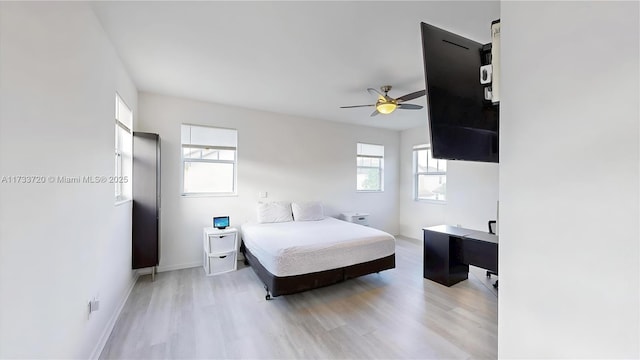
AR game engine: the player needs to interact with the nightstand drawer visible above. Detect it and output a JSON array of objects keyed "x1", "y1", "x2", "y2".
[
  {"x1": 204, "y1": 251, "x2": 237, "y2": 276},
  {"x1": 341, "y1": 212, "x2": 370, "y2": 226},
  {"x1": 351, "y1": 216, "x2": 369, "y2": 226},
  {"x1": 204, "y1": 233, "x2": 236, "y2": 253}
]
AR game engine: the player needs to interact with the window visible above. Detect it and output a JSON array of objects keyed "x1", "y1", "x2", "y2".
[
  {"x1": 115, "y1": 94, "x2": 132, "y2": 202},
  {"x1": 181, "y1": 124, "x2": 237, "y2": 195},
  {"x1": 357, "y1": 142, "x2": 384, "y2": 192},
  {"x1": 414, "y1": 145, "x2": 446, "y2": 201}
]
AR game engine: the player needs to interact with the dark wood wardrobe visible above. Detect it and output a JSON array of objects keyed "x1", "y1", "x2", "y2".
[{"x1": 132, "y1": 132, "x2": 160, "y2": 277}]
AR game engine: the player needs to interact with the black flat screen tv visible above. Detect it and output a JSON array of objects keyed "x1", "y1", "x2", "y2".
[{"x1": 421, "y1": 22, "x2": 499, "y2": 163}]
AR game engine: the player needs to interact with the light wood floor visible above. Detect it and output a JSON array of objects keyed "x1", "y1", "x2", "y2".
[{"x1": 100, "y1": 237, "x2": 498, "y2": 359}]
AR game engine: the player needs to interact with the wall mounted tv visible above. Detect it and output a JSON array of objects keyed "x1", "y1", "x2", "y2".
[{"x1": 421, "y1": 22, "x2": 499, "y2": 163}]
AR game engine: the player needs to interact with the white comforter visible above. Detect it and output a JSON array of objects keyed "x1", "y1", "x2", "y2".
[{"x1": 241, "y1": 217, "x2": 395, "y2": 277}]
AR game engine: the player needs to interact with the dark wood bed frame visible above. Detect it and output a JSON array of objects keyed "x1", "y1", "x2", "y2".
[{"x1": 241, "y1": 241, "x2": 395, "y2": 300}]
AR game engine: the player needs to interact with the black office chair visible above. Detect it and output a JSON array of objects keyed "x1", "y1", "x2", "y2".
[{"x1": 486, "y1": 220, "x2": 498, "y2": 289}]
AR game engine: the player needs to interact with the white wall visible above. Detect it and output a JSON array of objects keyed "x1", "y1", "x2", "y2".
[
  {"x1": 399, "y1": 126, "x2": 499, "y2": 240},
  {"x1": 500, "y1": 2, "x2": 639, "y2": 358},
  {"x1": 0, "y1": 3, "x2": 138, "y2": 358},
  {"x1": 138, "y1": 93, "x2": 400, "y2": 271},
  {"x1": 445, "y1": 160, "x2": 499, "y2": 231}
]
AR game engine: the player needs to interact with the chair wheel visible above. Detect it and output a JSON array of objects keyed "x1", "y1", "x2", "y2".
[{"x1": 265, "y1": 294, "x2": 271, "y2": 300}]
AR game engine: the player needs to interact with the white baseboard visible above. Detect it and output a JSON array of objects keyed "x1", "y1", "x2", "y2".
[
  {"x1": 157, "y1": 261, "x2": 202, "y2": 273},
  {"x1": 134, "y1": 262, "x2": 201, "y2": 276},
  {"x1": 155, "y1": 259, "x2": 245, "y2": 274},
  {"x1": 89, "y1": 272, "x2": 139, "y2": 360},
  {"x1": 396, "y1": 234, "x2": 422, "y2": 245}
]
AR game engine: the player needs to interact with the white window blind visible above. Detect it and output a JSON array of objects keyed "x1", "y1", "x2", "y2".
[{"x1": 116, "y1": 95, "x2": 132, "y2": 130}]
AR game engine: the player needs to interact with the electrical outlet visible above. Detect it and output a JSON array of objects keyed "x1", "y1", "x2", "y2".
[
  {"x1": 259, "y1": 191, "x2": 268, "y2": 198},
  {"x1": 89, "y1": 298, "x2": 100, "y2": 314}
]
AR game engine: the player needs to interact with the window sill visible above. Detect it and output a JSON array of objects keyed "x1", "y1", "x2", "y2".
[
  {"x1": 181, "y1": 192, "x2": 238, "y2": 198},
  {"x1": 115, "y1": 199, "x2": 132, "y2": 207},
  {"x1": 356, "y1": 190, "x2": 384, "y2": 193},
  {"x1": 415, "y1": 199, "x2": 447, "y2": 205}
]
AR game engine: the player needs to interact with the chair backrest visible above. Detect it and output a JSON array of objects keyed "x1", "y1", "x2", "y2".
[{"x1": 488, "y1": 220, "x2": 497, "y2": 234}]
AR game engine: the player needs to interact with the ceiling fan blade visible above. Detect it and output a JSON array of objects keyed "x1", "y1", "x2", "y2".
[
  {"x1": 370, "y1": 109, "x2": 380, "y2": 117},
  {"x1": 395, "y1": 89, "x2": 426, "y2": 103},
  {"x1": 367, "y1": 87, "x2": 390, "y2": 101},
  {"x1": 340, "y1": 104, "x2": 375, "y2": 108},
  {"x1": 397, "y1": 103, "x2": 424, "y2": 110},
  {"x1": 367, "y1": 87, "x2": 384, "y2": 97}
]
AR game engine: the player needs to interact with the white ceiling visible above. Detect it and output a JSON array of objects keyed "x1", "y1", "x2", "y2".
[{"x1": 92, "y1": 1, "x2": 499, "y2": 131}]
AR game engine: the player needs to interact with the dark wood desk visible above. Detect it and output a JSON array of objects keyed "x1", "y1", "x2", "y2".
[{"x1": 423, "y1": 225, "x2": 498, "y2": 287}]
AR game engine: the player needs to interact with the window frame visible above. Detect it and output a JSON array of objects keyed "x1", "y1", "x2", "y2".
[
  {"x1": 413, "y1": 145, "x2": 447, "y2": 203},
  {"x1": 181, "y1": 124, "x2": 238, "y2": 197},
  {"x1": 356, "y1": 142, "x2": 384, "y2": 192},
  {"x1": 115, "y1": 93, "x2": 132, "y2": 203}
]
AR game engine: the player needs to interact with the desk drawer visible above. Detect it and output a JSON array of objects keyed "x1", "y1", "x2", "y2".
[{"x1": 462, "y1": 239, "x2": 498, "y2": 273}]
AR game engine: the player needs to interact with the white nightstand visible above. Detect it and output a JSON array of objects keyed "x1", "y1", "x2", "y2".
[
  {"x1": 202, "y1": 227, "x2": 238, "y2": 276},
  {"x1": 341, "y1": 212, "x2": 370, "y2": 226}
]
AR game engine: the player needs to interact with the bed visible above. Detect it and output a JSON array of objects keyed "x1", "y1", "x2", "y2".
[{"x1": 241, "y1": 217, "x2": 396, "y2": 299}]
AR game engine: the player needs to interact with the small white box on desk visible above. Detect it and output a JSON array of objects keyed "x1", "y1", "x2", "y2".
[
  {"x1": 203, "y1": 227, "x2": 238, "y2": 276},
  {"x1": 341, "y1": 212, "x2": 370, "y2": 226}
]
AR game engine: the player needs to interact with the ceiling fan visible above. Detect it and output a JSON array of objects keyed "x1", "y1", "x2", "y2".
[{"x1": 340, "y1": 85, "x2": 426, "y2": 117}]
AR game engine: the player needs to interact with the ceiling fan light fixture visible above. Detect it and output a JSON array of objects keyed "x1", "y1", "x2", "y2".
[
  {"x1": 341, "y1": 86, "x2": 425, "y2": 116},
  {"x1": 376, "y1": 101, "x2": 397, "y2": 114}
]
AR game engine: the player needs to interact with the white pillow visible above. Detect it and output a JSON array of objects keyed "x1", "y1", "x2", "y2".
[
  {"x1": 292, "y1": 201, "x2": 325, "y2": 221},
  {"x1": 256, "y1": 201, "x2": 293, "y2": 223}
]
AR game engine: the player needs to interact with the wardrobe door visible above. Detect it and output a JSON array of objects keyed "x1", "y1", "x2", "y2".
[{"x1": 132, "y1": 132, "x2": 160, "y2": 269}]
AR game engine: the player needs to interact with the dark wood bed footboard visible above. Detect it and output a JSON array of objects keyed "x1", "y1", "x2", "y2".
[{"x1": 241, "y1": 241, "x2": 395, "y2": 298}]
